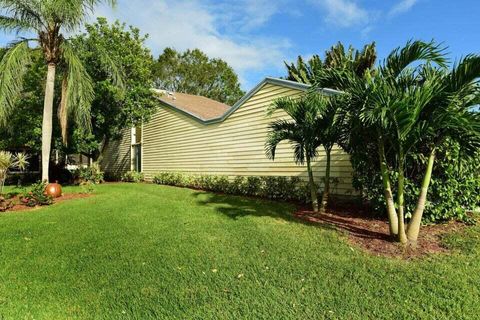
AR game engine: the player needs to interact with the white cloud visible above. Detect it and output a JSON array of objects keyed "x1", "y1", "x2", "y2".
[
  {"x1": 309, "y1": 0, "x2": 370, "y2": 27},
  {"x1": 93, "y1": 0, "x2": 291, "y2": 88},
  {"x1": 389, "y1": 0, "x2": 419, "y2": 17}
]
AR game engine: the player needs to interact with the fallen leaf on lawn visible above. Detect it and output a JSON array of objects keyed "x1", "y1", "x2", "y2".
[
  {"x1": 237, "y1": 273, "x2": 244, "y2": 279},
  {"x1": 212, "y1": 269, "x2": 218, "y2": 273}
]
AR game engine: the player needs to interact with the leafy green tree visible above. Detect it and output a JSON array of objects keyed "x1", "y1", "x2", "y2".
[
  {"x1": 265, "y1": 93, "x2": 329, "y2": 212},
  {"x1": 67, "y1": 18, "x2": 158, "y2": 159},
  {"x1": 0, "y1": 0, "x2": 120, "y2": 181},
  {"x1": 154, "y1": 48, "x2": 244, "y2": 105}
]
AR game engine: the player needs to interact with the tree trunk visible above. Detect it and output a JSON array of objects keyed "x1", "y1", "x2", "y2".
[
  {"x1": 41, "y1": 63, "x2": 56, "y2": 182},
  {"x1": 378, "y1": 138, "x2": 399, "y2": 237},
  {"x1": 407, "y1": 148, "x2": 436, "y2": 243},
  {"x1": 320, "y1": 147, "x2": 331, "y2": 213},
  {"x1": 306, "y1": 154, "x2": 319, "y2": 212},
  {"x1": 397, "y1": 148, "x2": 408, "y2": 244}
]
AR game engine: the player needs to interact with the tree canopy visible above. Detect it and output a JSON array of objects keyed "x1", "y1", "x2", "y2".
[
  {"x1": 153, "y1": 48, "x2": 244, "y2": 105},
  {"x1": 285, "y1": 42, "x2": 377, "y2": 86},
  {"x1": 0, "y1": 0, "x2": 120, "y2": 180},
  {"x1": 66, "y1": 18, "x2": 158, "y2": 159}
]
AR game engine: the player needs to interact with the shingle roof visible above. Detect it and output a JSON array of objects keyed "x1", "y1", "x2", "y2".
[
  {"x1": 153, "y1": 90, "x2": 231, "y2": 121},
  {"x1": 152, "y1": 78, "x2": 342, "y2": 125}
]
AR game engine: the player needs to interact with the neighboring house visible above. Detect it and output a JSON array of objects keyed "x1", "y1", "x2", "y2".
[{"x1": 100, "y1": 77, "x2": 356, "y2": 195}]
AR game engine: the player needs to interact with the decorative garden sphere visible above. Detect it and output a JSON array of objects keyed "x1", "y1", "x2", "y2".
[{"x1": 45, "y1": 182, "x2": 62, "y2": 198}]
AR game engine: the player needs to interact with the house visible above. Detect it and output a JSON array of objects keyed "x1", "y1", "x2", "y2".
[{"x1": 100, "y1": 77, "x2": 356, "y2": 196}]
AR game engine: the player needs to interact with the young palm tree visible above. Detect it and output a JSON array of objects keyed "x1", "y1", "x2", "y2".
[
  {"x1": 0, "y1": 0, "x2": 120, "y2": 182},
  {"x1": 265, "y1": 93, "x2": 329, "y2": 212},
  {"x1": 322, "y1": 40, "x2": 480, "y2": 245},
  {"x1": 312, "y1": 95, "x2": 344, "y2": 213},
  {"x1": 286, "y1": 42, "x2": 377, "y2": 213},
  {"x1": 319, "y1": 41, "x2": 447, "y2": 239},
  {"x1": 405, "y1": 57, "x2": 480, "y2": 243}
]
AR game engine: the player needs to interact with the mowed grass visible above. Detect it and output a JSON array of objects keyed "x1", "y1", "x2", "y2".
[{"x1": 0, "y1": 183, "x2": 479, "y2": 319}]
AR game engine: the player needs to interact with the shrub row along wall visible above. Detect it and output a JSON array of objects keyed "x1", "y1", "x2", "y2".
[{"x1": 152, "y1": 172, "x2": 316, "y2": 203}]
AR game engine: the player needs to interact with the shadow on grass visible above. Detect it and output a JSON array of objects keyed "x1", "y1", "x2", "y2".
[
  {"x1": 191, "y1": 190, "x2": 392, "y2": 242},
  {"x1": 192, "y1": 191, "x2": 342, "y2": 233},
  {"x1": 300, "y1": 212, "x2": 391, "y2": 241}
]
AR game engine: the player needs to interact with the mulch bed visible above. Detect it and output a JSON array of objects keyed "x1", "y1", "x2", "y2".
[
  {"x1": 4, "y1": 193, "x2": 92, "y2": 213},
  {"x1": 294, "y1": 202, "x2": 466, "y2": 259}
]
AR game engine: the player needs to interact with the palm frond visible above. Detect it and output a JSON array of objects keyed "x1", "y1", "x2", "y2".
[
  {"x1": 41, "y1": 0, "x2": 116, "y2": 32},
  {"x1": 383, "y1": 40, "x2": 448, "y2": 78},
  {"x1": 59, "y1": 41, "x2": 94, "y2": 142},
  {"x1": 265, "y1": 120, "x2": 297, "y2": 160},
  {"x1": 92, "y1": 41, "x2": 125, "y2": 89},
  {"x1": 0, "y1": 39, "x2": 31, "y2": 127},
  {"x1": 0, "y1": 0, "x2": 45, "y2": 31},
  {"x1": 0, "y1": 14, "x2": 36, "y2": 32},
  {"x1": 447, "y1": 55, "x2": 480, "y2": 97}
]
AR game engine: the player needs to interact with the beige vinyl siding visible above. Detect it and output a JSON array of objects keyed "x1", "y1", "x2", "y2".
[
  {"x1": 100, "y1": 128, "x2": 131, "y2": 177},
  {"x1": 142, "y1": 82, "x2": 356, "y2": 195}
]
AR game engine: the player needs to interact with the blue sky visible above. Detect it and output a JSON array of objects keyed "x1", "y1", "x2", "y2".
[{"x1": 1, "y1": 0, "x2": 479, "y2": 90}]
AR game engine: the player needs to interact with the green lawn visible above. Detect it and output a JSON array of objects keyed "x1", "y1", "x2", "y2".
[{"x1": 0, "y1": 183, "x2": 478, "y2": 319}]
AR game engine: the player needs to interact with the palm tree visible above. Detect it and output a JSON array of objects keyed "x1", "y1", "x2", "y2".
[
  {"x1": 311, "y1": 95, "x2": 345, "y2": 213},
  {"x1": 405, "y1": 57, "x2": 480, "y2": 243},
  {"x1": 285, "y1": 42, "x2": 377, "y2": 85},
  {"x1": 323, "y1": 40, "x2": 480, "y2": 244},
  {"x1": 265, "y1": 93, "x2": 329, "y2": 212},
  {"x1": 0, "y1": 0, "x2": 120, "y2": 182},
  {"x1": 286, "y1": 42, "x2": 377, "y2": 212}
]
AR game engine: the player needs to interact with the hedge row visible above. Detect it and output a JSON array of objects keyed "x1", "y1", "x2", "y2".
[{"x1": 152, "y1": 172, "x2": 311, "y2": 202}]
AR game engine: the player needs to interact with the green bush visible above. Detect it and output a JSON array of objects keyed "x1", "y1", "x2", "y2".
[
  {"x1": 352, "y1": 141, "x2": 480, "y2": 223},
  {"x1": 122, "y1": 171, "x2": 145, "y2": 183},
  {"x1": 20, "y1": 181, "x2": 53, "y2": 207},
  {"x1": 152, "y1": 172, "x2": 310, "y2": 202},
  {"x1": 74, "y1": 163, "x2": 104, "y2": 185}
]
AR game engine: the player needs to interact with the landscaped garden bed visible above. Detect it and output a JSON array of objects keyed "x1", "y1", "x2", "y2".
[
  {"x1": 1, "y1": 192, "x2": 92, "y2": 213},
  {"x1": 295, "y1": 205, "x2": 471, "y2": 258}
]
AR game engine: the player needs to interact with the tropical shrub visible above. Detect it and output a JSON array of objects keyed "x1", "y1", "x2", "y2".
[
  {"x1": 20, "y1": 181, "x2": 53, "y2": 207},
  {"x1": 0, "y1": 151, "x2": 28, "y2": 194},
  {"x1": 122, "y1": 171, "x2": 145, "y2": 183},
  {"x1": 74, "y1": 163, "x2": 104, "y2": 184},
  {"x1": 353, "y1": 142, "x2": 480, "y2": 223},
  {"x1": 152, "y1": 172, "x2": 312, "y2": 202}
]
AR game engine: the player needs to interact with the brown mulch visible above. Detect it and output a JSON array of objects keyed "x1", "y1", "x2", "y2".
[
  {"x1": 4, "y1": 193, "x2": 93, "y2": 213},
  {"x1": 294, "y1": 202, "x2": 466, "y2": 259}
]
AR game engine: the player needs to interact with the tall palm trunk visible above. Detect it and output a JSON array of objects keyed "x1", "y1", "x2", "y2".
[
  {"x1": 306, "y1": 154, "x2": 319, "y2": 212},
  {"x1": 320, "y1": 147, "x2": 331, "y2": 213},
  {"x1": 378, "y1": 137, "x2": 399, "y2": 237},
  {"x1": 41, "y1": 63, "x2": 56, "y2": 182},
  {"x1": 407, "y1": 148, "x2": 436, "y2": 243},
  {"x1": 397, "y1": 147, "x2": 408, "y2": 244}
]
